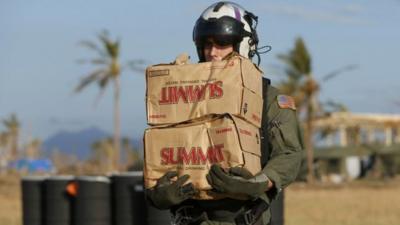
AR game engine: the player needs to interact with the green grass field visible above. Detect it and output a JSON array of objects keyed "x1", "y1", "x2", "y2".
[{"x1": 1, "y1": 175, "x2": 399, "y2": 225}]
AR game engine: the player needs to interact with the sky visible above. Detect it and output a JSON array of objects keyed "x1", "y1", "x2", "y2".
[{"x1": 1, "y1": 0, "x2": 400, "y2": 142}]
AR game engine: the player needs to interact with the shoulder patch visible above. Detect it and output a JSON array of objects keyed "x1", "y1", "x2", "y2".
[{"x1": 277, "y1": 95, "x2": 296, "y2": 110}]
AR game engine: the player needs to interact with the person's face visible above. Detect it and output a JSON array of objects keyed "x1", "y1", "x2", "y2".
[{"x1": 203, "y1": 38, "x2": 234, "y2": 62}]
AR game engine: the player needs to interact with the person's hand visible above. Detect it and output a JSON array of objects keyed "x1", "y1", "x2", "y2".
[
  {"x1": 146, "y1": 171, "x2": 197, "y2": 209},
  {"x1": 206, "y1": 164, "x2": 270, "y2": 198}
]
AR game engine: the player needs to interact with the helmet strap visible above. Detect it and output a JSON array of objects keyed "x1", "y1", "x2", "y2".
[
  {"x1": 244, "y1": 10, "x2": 273, "y2": 66},
  {"x1": 233, "y1": 43, "x2": 240, "y2": 54}
]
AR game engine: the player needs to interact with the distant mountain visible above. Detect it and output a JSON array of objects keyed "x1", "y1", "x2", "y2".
[{"x1": 42, "y1": 127, "x2": 143, "y2": 160}]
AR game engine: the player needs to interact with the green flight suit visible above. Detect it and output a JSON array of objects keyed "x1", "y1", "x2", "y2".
[{"x1": 171, "y1": 79, "x2": 304, "y2": 225}]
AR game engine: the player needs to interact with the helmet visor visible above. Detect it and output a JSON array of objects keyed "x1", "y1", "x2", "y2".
[{"x1": 193, "y1": 16, "x2": 246, "y2": 47}]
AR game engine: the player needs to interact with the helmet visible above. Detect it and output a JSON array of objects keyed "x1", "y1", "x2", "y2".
[{"x1": 193, "y1": 1, "x2": 260, "y2": 62}]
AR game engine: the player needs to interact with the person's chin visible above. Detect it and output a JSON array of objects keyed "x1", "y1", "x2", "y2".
[
  {"x1": 211, "y1": 57, "x2": 222, "y2": 62},
  {"x1": 205, "y1": 56, "x2": 222, "y2": 62}
]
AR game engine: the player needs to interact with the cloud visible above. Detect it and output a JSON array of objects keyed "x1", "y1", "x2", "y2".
[
  {"x1": 48, "y1": 117, "x2": 85, "y2": 126},
  {"x1": 341, "y1": 3, "x2": 365, "y2": 14},
  {"x1": 256, "y1": 3, "x2": 372, "y2": 25}
]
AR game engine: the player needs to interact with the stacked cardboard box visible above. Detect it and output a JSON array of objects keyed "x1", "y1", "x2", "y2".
[{"x1": 144, "y1": 55, "x2": 264, "y2": 199}]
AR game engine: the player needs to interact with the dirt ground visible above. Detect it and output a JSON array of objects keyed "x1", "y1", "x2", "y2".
[
  {"x1": 0, "y1": 175, "x2": 21, "y2": 225},
  {"x1": 285, "y1": 178, "x2": 400, "y2": 225},
  {"x1": 1, "y1": 175, "x2": 400, "y2": 225}
]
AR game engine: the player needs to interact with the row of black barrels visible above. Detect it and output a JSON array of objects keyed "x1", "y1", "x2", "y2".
[
  {"x1": 22, "y1": 172, "x2": 284, "y2": 225},
  {"x1": 22, "y1": 172, "x2": 170, "y2": 225}
]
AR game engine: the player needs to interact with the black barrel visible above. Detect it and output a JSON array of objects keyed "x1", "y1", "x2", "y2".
[
  {"x1": 110, "y1": 172, "x2": 146, "y2": 225},
  {"x1": 110, "y1": 172, "x2": 170, "y2": 225},
  {"x1": 21, "y1": 176, "x2": 47, "y2": 225},
  {"x1": 73, "y1": 176, "x2": 111, "y2": 225},
  {"x1": 143, "y1": 178, "x2": 171, "y2": 225},
  {"x1": 146, "y1": 202, "x2": 171, "y2": 225},
  {"x1": 270, "y1": 190, "x2": 284, "y2": 225},
  {"x1": 42, "y1": 175, "x2": 74, "y2": 225}
]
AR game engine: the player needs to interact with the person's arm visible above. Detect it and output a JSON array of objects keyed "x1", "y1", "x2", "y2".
[
  {"x1": 261, "y1": 93, "x2": 304, "y2": 199},
  {"x1": 205, "y1": 89, "x2": 303, "y2": 200}
]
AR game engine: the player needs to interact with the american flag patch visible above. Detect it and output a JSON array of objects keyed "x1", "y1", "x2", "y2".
[{"x1": 277, "y1": 95, "x2": 296, "y2": 110}]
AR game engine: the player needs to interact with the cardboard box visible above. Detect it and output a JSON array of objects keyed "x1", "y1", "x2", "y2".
[
  {"x1": 146, "y1": 56, "x2": 263, "y2": 128},
  {"x1": 143, "y1": 114, "x2": 261, "y2": 199}
]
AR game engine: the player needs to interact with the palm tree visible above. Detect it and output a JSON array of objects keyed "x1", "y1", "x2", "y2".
[
  {"x1": 0, "y1": 132, "x2": 8, "y2": 164},
  {"x1": 91, "y1": 137, "x2": 114, "y2": 172},
  {"x1": 75, "y1": 31, "x2": 121, "y2": 170},
  {"x1": 0, "y1": 132, "x2": 7, "y2": 148},
  {"x1": 2, "y1": 114, "x2": 20, "y2": 161},
  {"x1": 75, "y1": 30, "x2": 145, "y2": 170},
  {"x1": 122, "y1": 137, "x2": 140, "y2": 170},
  {"x1": 25, "y1": 138, "x2": 42, "y2": 159},
  {"x1": 277, "y1": 37, "x2": 316, "y2": 183},
  {"x1": 277, "y1": 37, "x2": 357, "y2": 183}
]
